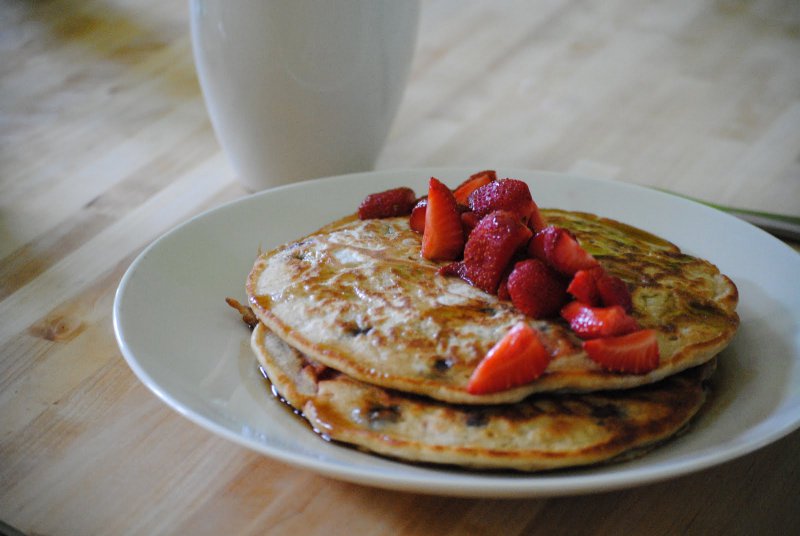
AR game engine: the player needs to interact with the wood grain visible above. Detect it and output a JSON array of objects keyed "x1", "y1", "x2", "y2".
[{"x1": 1, "y1": 0, "x2": 799, "y2": 534}]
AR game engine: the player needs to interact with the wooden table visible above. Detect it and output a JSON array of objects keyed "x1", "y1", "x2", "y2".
[{"x1": 2, "y1": 0, "x2": 799, "y2": 534}]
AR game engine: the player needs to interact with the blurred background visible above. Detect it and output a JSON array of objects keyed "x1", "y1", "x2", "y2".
[{"x1": 2, "y1": 1, "x2": 798, "y2": 264}]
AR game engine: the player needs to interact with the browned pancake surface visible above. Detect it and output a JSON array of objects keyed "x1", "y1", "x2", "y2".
[
  {"x1": 253, "y1": 323, "x2": 713, "y2": 472},
  {"x1": 247, "y1": 209, "x2": 738, "y2": 404}
]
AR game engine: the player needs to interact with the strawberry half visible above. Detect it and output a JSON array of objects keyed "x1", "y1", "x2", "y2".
[
  {"x1": 409, "y1": 198, "x2": 427, "y2": 233},
  {"x1": 567, "y1": 267, "x2": 604, "y2": 305},
  {"x1": 506, "y1": 259, "x2": 568, "y2": 319},
  {"x1": 560, "y1": 301, "x2": 639, "y2": 339},
  {"x1": 459, "y1": 210, "x2": 533, "y2": 293},
  {"x1": 453, "y1": 170, "x2": 496, "y2": 205},
  {"x1": 437, "y1": 260, "x2": 466, "y2": 279},
  {"x1": 567, "y1": 266, "x2": 633, "y2": 312},
  {"x1": 583, "y1": 329, "x2": 660, "y2": 374},
  {"x1": 497, "y1": 276, "x2": 510, "y2": 300},
  {"x1": 468, "y1": 179, "x2": 537, "y2": 224},
  {"x1": 421, "y1": 178, "x2": 465, "y2": 261},
  {"x1": 358, "y1": 187, "x2": 417, "y2": 220},
  {"x1": 529, "y1": 225, "x2": 599, "y2": 276},
  {"x1": 528, "y1": 200, "x2": 546, "y2": 233},
  {"x1": 467, "y1": 322, "x2": 551, "y2": 394},
  {"x1": 596, "y1": 272, "x2": 633, "y2": 312},
  {"x1": 460, "y1": 211, "x2": 481, "y2": 238}
]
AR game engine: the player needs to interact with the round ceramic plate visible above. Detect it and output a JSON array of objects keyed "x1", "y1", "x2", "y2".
[{"x1": 113, "y1": 168, "x2": 800, "y2": 498}]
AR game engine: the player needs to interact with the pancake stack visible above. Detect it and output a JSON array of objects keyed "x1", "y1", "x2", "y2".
[{"x1": 242, "y1": 191, "x2": 739, "y2": 472}]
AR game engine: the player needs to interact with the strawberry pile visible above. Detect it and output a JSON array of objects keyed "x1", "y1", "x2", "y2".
[{"x1": 357, "y1": 172, "x2": 660, "y2": 394}]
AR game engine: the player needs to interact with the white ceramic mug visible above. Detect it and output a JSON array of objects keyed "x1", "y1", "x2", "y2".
[{"x1": 190, "y1": 0, "x2": 420, "y2": 191}]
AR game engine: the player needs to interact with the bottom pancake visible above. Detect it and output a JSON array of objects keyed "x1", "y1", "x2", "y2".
[{"x1": 252, "y1": 323, "x2": 715, "y2": 472}]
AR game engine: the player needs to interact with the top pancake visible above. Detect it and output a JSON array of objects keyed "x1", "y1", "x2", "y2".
[{"x1": 247, "y1": 209, "x2": 738, "y2": 404}]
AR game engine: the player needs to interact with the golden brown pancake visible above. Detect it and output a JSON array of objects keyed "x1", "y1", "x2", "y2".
[
  {"x1": 247, "y1": 210, "x2": 738, "y2": 405},
  {"x1": 252, "y1": 323, "x2": 714, "y2": 472}
]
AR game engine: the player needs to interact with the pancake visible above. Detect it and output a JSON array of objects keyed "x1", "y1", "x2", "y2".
[
  {"x1": 252, "y1": 323, "x2": 714, "y2": 472},
  {"x1": 247, "y1": 209, "x2": 738, "y2": 405}
]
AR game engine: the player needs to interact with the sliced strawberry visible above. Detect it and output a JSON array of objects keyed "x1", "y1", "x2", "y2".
[
  {"x1": 566, "y1": 266, "x2": 633, "y2": 313},
  {"x1": 421, "y1": 178, "x2": 465, "y2": 261},
  {"x1": 459, "y1": 210, "x2": 533, "y2": 293},
  {"x1": 468, "y1": 179, "x2": 537, "y2": 224},
  {"x1": 437, "y1": 260, "x2": 467, "y2": 279},
  {"x1": 583, "y1": 329, "x2": 660, "y2": 374},
  {"x1": 453, "y1": 170, "x2": 496, "y2": 205},
  {"x1": 460, "y1": 211, "x2": 481, "y2": 238},
  {"x1": 409, "y1": 198, "x2": 427, "y2": 233},
  {"x1": 528, "y1": 199, "x2": 546, "y2": 233},
  {"x1": 567, "y1": 267, "x2": 604, "y2": 305},
  {"x1": 596, "y1": 272, "x2": 633, "y2": 312},
  {"x1": 560, "y1": 301, "x2": 640, "y2": 339},
  {"x1": 358, "y1": 187, "x2": 417, "y2": 220},
  {"x1": 528, "y1": 229, "x2": 548, "y2": 261},
  {"x1": 497, "y1": 276, "x2": 510, "y2": 301},
  {"x1": 467, "y1": 322, "x2": 551, "y2": 394},
  {"x1": 506, "y1": 259, "x2": 568, "y2": 319},
  {"x1": 529, "y1": 225, "x2": 599, "y2": 276}
]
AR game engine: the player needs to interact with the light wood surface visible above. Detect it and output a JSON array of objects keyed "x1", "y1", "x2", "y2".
[{"x1": 2, "y1": 0, "x2": 799, "y2": 534}]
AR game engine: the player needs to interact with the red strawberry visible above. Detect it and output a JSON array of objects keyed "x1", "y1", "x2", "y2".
[
  {"x1": 409, "y1": 198, "x2": 427, "y2": 233},
  {"x1": 560, "y1": 301, "x2": 639, "y2": 339},
  {"x1": 467, "y1": 322, "x2": 551, "y2": 394},
  {"x1": 497, "y1": 277, "x2": 510, "y2": 300},
  {"x1": 453, "y1": 170, "x2": 496, "y2": 205},
  {"x1": 460, "y1": 211, "x2": 481, "y2": 238},
  {"x1": 468, "y1": 179, "x2": 537, "y2": 224},
  {"x1": 596, "y1": 272, "x2": 633, "y2": 312},
  {"x1": 421, "y1": 178, "x2": 465, "y2": 261},
  {"x1": 528, "y1": 228, "x2": 548, "y2": 260},
  {"x1": 459, "y1": 210, "x2": 532, "y2": 293},
  {"x1": 438, "y1": 261, "x2": 467, "y2": 279},
  {"x1": 528, "y1": 200, "x2": 546, "y2": 233},
  {"x1": 566, "y1": 266, "x2": 633, "y2": 312},
  {"x1": 583, "y1": 329, "x2": 660, "y2": 374},
  {"x1": 358, "y1": 187, "x2": 417, "y2": 220},
  {"x1": 567, "y1": 266, "x2": 604, "y2": 305},
  {"x1": 529, "y1": 225, "x2": 599, "y2": 276},
  {"x1": 506, "y1": 259, "x2": 568, "y2": 319}
]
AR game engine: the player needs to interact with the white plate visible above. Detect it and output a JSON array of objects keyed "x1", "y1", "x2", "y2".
[{"x1": 113, "y1": 168, "x2": 800, "y2": 498}]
